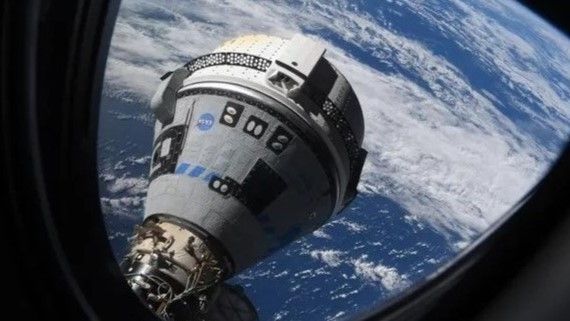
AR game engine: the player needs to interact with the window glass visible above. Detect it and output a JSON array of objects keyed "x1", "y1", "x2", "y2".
[{"x1": 98, "y1": 0, "x2": 570, "y2": 319}]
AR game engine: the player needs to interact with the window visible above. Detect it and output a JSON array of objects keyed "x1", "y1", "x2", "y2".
[{"x1": 97, "y1": 1, "x2": 570, "y2": 320}]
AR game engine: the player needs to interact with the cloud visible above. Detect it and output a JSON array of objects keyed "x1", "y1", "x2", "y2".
[
  {"x1": 102, "y1": 0, "x2": 570, "y2": 243},
  {"x1": 105, "y1": 174, "x2": 149, "y2": 195},
  {"x1": 329, "y1": 217, "x2": 367, "y2": 233},
  {"x1": 312, "y1": 229, "x2": 332, "y2": 239},
  {"x1": 352, "y1": 255, "x2": 410, "y2": 292},
  {"x1": 326, "y1": 311, "x2": 347, "y2": 321},
  {"x1": 100, "y1": 196, "x2": 145, "y2": 218},
  {"x1": 404, "y1": 0, "x2": 570, "y2": 143},
  {"x1": 310, "y1": 250, "x2": 346, "y2": 267}
]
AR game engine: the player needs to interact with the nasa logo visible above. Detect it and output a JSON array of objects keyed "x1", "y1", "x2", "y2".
[{"x1": 197, "y1": 113, "x2": 215, "y2": 131}]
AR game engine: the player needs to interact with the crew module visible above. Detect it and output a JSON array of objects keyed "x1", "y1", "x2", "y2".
[{"x1": 121, "y1": 34, "x2": 367, "y2": 320}]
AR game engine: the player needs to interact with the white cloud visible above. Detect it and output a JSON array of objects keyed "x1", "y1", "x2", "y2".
[
  {"x1": 312, "y1": 229, "x2": 332, "y2": 239},
  {"x1": 274, "y1": 310, "x2": 289, "y2": 321},
  {"x1": 330, "y1": 217, "x2": 367, "y2": 233},
  {"x1": 326, "y1": 311, "x2": 347, "y2": 321},
  {"x1": 102, "y1": 0, "x2": 570, "y2": 244},
  {"x1": 402, "y1": 0, "x2": 570, "y2": 141},
  {"x1": 100, "y1": 196, "x2": 145, "y2": 218},
  {"x1": 310, "y1": 250, "x2": 345, "y2": 267},
  {"x1": 352, "y1": 256, "x2": 410, "y2": 292},
  {"x1": 105, "y1": 174, "x2": 148, "y2": 195},
  {"x1": 130, "y1": 156, "x2": 151, "y2": 165}
]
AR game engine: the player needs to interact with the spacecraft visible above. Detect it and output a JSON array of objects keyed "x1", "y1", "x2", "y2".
[{"x1": 121, "y1": 34, "x2": 367, "y2": 320}]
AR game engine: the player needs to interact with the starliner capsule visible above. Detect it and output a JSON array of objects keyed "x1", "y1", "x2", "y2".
[{"x1": 121, "y1": 34, "x2": 367, "y2": 319}]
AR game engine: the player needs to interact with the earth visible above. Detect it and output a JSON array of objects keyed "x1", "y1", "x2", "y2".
[{"x1": 97, "y1": 1, "x2": 570, "y2": 320}]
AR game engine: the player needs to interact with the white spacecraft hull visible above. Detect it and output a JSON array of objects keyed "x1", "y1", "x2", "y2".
[{"x1": 121, "y1": 34, "x2": 366, "y2": 319}]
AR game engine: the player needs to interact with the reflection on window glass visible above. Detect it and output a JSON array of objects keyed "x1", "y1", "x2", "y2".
[{"x1": 97, "y1": 0, "x2": 570, "y2": 320}]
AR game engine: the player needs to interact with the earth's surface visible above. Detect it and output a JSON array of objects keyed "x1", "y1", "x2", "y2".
[{"x1": 97, "y1": 1, "x2": 570, "y2": 320}]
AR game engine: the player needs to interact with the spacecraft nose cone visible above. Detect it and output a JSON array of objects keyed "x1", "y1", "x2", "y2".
[{"x1": 122, "y1": 34, "x2": 367, "y2": 318}]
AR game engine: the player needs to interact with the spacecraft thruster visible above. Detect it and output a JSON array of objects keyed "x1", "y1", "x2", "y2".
[{"x1": 121, "y1": 34, "x2": 367, "y2": 320}]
